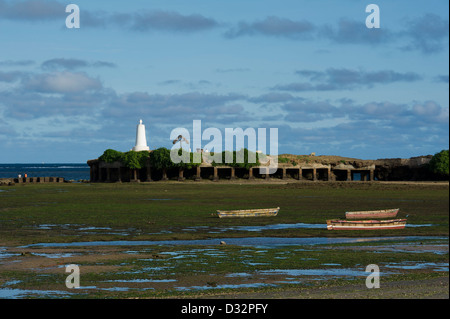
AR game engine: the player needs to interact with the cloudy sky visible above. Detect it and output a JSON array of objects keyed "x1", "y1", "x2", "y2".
[{"x1": 0, "y1": 0, "x2": 448, "y2": 163}]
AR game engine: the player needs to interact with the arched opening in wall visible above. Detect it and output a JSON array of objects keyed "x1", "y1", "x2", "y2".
[
  {"x1": 333, "y1": 170, "x2": 348, "y2": 181},
  {"x1": 166, "y1": 168, "x2": 179, "y2": 180},
  {"x1": 100, "y1": 168, "x2": 107, "y2": 182},
  {"x1": 110, "y1": 168, "x2": 120, "y2": 182},
  {"x1": 235, "y1": 168, "x2": 248, "y2": 179},
  {"x1": 358, "y1": 170, "x2": 370, "y2": 181},
  {"x1": 317, "y1": 168, "x2": 329, "y2": 181},
  {"x1": 216, "y1": 167, "x2": 230, "y2": 179},
  {"x1": 128, "y1": 169, "x2": 140, "y2": 181},
  {"x1": 138, "y1": 168, "x2": 151, "y2": 182},
  {"x1": 116, "y1": 167, "x2": 125, "y2": 182},
  {"x1": 286, "y1": 168, "x2": 299, "y2": 179},
  {"x1": 375, "y1": 168, "x2": 387, "y2": 181},
  {"x1": 111, "y1": 168, "x2": 118, "y2": 182},
  {"x1": 253, "y1": 168, "x2": 264, "y2": 179},
  {"x1": 184, "y1": 168, "x2": 197, "y2": 180},
  {"x1": 139, "y1": 167, "x2": 153, "y2": 182},
  {"x1": 125, "y1": 169, "x2": 134, "y2": 181},
  {"x1": 302, "y1": 169, "x2": 314, "y2": 181},
  {"x1": 272, "y1": 168, "x2": 283, "y2": 179},
  {"x1": 201, "y1": 167, "x2": 214, "y2": 180},
  {"x1": 150, "y1": 168, "x2": 162, "y2": 181}
]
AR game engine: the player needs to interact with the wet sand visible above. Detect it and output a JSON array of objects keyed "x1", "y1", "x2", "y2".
[{"x1": 193, "y1": 276, "x2": 449, "y2": 299}]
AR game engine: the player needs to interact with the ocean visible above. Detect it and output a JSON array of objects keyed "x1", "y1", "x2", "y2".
[{"x1": 0, "y1": 163, "x2": 90, "y2": 181}]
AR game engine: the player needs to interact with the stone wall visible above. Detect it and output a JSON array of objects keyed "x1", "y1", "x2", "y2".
[{"x1": 0, "y1": 177, "x2": 65, "y2": 185}]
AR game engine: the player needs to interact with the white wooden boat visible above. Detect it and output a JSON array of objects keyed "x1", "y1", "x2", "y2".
[
  {"x1": 327, "y1": 219, "x2": 407, "y2": 230},
  {"x1": 345, "y1": 208, "x2": 399, "y2": 219},
  {"x1": 216, "y1": 207, "x2": 280, "y2": 218}
]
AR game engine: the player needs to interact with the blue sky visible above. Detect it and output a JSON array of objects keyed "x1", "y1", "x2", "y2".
[{"x1": 0, "y1": 0, "x2": 448, "y2": 163}]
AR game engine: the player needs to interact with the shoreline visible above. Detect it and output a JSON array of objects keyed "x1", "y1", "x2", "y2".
[{"x1": 3, "y1": 178, "x2": 448, "y2": 185}]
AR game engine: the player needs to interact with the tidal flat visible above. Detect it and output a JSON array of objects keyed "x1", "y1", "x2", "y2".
[{"x1": 0, "y1": 181, "x2": 448, "y2": 298}]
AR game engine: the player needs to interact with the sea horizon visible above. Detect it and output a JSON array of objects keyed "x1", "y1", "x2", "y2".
[
  {"x1": 0, "y1": 162, "x2": 87, "y2": 164},
  {"x1": 0, "y1": 163, "x2": 90, "y2": 181}
]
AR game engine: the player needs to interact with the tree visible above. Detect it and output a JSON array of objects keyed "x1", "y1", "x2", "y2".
[
  {"x1": 429, "y1": 150, "x2": 449, "y2": 176},
  {"x1": 149, "y1": 147, "x2": 173, "y2": 180},
  {"x1": 149, "y1": 148, "x2": 172, "y2": 169},
  {"x1": 121, "y1": 151, "x2": 150, "y2": 180}
]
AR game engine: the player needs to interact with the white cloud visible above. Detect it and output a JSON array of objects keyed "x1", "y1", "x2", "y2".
[{"x1": 22, "y1": 72, "x2": 103, "y2": 94}]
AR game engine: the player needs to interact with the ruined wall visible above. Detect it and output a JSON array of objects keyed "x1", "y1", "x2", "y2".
[
  {"x1": 374, "y1": 155, "x2": 441, "y2": 181},
  {"x1": 87, "y1": 155, "x2": 445, "y2": 182}
]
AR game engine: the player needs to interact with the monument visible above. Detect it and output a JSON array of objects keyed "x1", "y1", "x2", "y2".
[{"x1": 132, "y1": 119, "x2": 150, "y2": 151}]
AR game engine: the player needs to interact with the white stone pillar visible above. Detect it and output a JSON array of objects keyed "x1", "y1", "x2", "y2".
[{"x1": 132, "y1": 119, "x2": 150, "y2": 151}]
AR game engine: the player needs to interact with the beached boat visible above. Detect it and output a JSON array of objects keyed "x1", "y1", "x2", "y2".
[
  {"x1": 326, "y1": 219, "x2": 407, "y2": 230},
  {"x1": 216, "y1": 207, "x2": 280, "y2": 218},
  {"x1": 345, "y1": 208, "x2": 399, "y2": 219}
]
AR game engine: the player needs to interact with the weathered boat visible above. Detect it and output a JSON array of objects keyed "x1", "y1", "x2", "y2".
[
  {"x1": 216, "y1": 207, "x2": 280, "y2": 218},
  {"x1": 345, "y1": 208, "x2": 399, "y2": 219},
  {"x1": 326, "y1": 219, "x2": 407, "y2": 230}
]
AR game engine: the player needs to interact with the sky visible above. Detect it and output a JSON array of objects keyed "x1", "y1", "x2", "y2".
[{"x1": 0, "y1": 0, "x2": 448, "y2": 163}]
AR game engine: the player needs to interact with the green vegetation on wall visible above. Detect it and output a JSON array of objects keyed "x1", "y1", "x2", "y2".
[
  {"x1": 99, "y1": 147, "x2": 201, "y2": 170},
  {"x1": 148, "y1": 147, "x2": 171, "y2": 169},
  {"x1": 211, "y1": 149, "x2": 260, "y2": 169},
  {"x1": 279, "y1": 156, "x2": 298, "y2": 166},
  {"x1": 98, "y1": 149, "x2": 123, "y2": 163},
  {"x1": 149, "y1": 147, "x2": 201, "y2": 170},
  {"x1": 99, "y1": 149, "x2": 149, "y2": 169},
  {"x1": 122, "y1": 151, "x2": 150, "y2": 170}
]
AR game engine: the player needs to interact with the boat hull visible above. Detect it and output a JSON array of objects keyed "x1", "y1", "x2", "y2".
[
  {"x1": 327, "y1": 219, "x2": 407, "y2": 230},
  {"x1": 217, "y1": 207, "x2": 280, "y2": 218},
  {"x1": 345, "y1": 208, "x2": 399, "y2": 219}
]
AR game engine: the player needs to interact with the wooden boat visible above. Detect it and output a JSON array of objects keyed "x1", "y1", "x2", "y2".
[
  {"x1": 216, "y1": 207, "x2": 280, "y2": 218},
  {"x1": 345, "y1": 208, "x2": 399, "y2": 219},
  {"x1": 326, "y1": 219, "x2": 407, "y2": 230}
]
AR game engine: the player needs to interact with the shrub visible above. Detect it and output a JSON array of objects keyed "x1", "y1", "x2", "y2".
[{"x1": 99, "y1": 149, "x2": 123, "y2": 163}]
